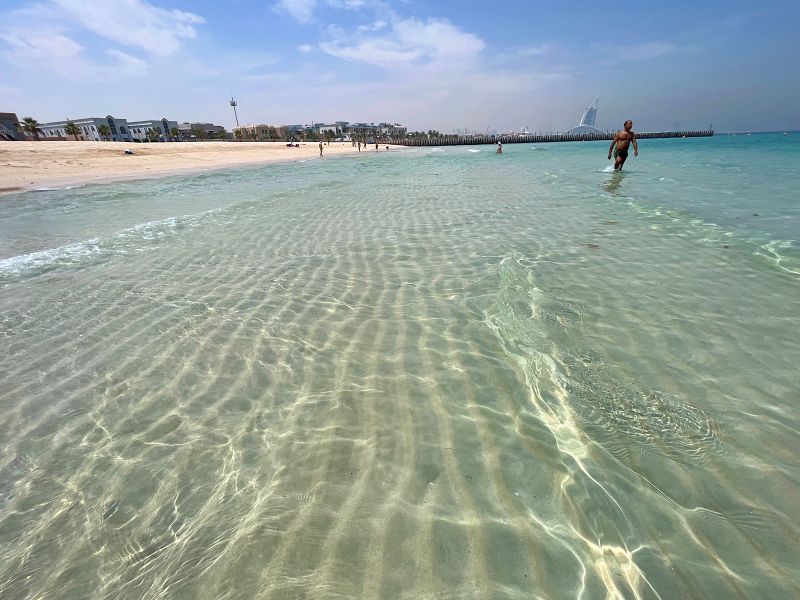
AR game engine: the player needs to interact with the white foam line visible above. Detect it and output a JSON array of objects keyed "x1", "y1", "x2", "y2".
[
  {"x1": 0, "y1": 238, "x2": 102, "y2": 274},
  {"x1": 1, "y1": 208, "x2": 225, "y2": 277}
]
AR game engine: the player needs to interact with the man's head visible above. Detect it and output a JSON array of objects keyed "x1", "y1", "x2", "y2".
[{"x1": 624, "y1": 120, "x2": 633, "y2": 131}]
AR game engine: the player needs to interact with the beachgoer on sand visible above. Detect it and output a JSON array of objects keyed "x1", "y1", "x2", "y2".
[
  {"x1": 608, "y1": 120, "x2": 638, "y2": 170},
  {"x1": 319, "y1": 141, "x2": 323, "y2": 156}
]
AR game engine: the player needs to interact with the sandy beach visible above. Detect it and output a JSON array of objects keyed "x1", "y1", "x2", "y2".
[{"x1": 0, "y1": 140, "x2": 393, "y2": 195}]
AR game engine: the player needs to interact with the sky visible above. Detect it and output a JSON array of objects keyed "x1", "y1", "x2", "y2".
[{"x1": 1, "y1": 0, "x2": 798, "y2": 132}]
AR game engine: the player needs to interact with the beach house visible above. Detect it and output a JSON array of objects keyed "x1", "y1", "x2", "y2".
[
  {"x1": 0, "y1": 113, "x2": 21, "y2": 140},
  {"x1": 177, "y1": 122, "x2": 228, "y2": 140},
  {"x1": 38, "y1": 116, "x2": 133, "y2": 141},
  {"x1": 238, "y1": 124, "x2": 289, "y2": 141},
  {"x1": 128, "y1": 118, "x2": 179, "y2": 141}
]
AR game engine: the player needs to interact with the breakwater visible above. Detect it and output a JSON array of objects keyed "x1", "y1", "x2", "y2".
[{"x1": 398, "y1": 130, "x2": 713, "y2": 146}]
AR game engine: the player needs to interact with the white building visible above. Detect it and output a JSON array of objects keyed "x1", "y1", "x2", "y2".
[
  {"x1": 565, "y1": 98, "x2": 601, "y2": 135},
  {"x1": 39, "y1": 115, "x2": 132, "y2": 141},
  {"x1": 128, "y1": 118, "x2": 179, "y2": 141},
  {"x1": 379, "y1": 122, "x2": 407, "y2": 137},
  {"x1": 314, "y1": 123, "x2": 339, "y2": 136}
]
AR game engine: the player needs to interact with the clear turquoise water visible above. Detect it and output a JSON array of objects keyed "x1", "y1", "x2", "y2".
[{"x1": 1, "y1": 134, "x2": 798, "y2": 599}]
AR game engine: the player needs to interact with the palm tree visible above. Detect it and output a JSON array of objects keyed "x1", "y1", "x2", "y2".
[
  {"x1": 234, "y1": 128, "x2": 243, "y2": 142},
  {"x1": 191, "y1": 127, "x2": 206, "y2": 140},
  {"x1": 97, "y1": 124, "x2": 111, "y2": 141},
  {"x1": 22, "y1": 117, "x2": 42, "y2": 140},
  {"x1": 169, "y1": 127, "x2": 180, "y2": 141},
  {"x1": 65, "y1": 121, "x2": 81, "y2": 140},
  {"x1": 146, "y1": 128, "x2": 161, "y2": 142}
]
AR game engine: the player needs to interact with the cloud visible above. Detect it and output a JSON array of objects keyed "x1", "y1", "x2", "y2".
[
  {"x1": 0, "y1": 0, "x2": 208, "y2": 82},
  {"x1": 105, "y1": 48, "x2": 148, "y2": 75},
  {"x1": 274, "y1": 0, "x2": 317, "y2": 23},
  {"x1": 51, "y1": 0, "x2": 205, "y2": 57},
  {"x1": 0, "y1": 29, "x2": 84, "y2": 63},
  {"x1": 0, "y1": 26, "x2": 93, "y2": 78},
  {"x1": 618, "y1": 42, "x2": 677, "y2": 61},
  {"x1": 327, "y1": 0, "x2": 374, "y2": 8},
  {"x1": 320, "y1": 17, "x2": 485, "y2": 69},
  {"x1": 274, "y1": 0, "x2": 387, "y2": 24},
  {"x1": 357, "y1": 20, "x2": 388, "y2": 32},
  {"x1": 518, "y1": 44, "x2": 549, "y2": 57},
  {"x1": 297, "y1": 44, "x2": 314, "y2": 54}
]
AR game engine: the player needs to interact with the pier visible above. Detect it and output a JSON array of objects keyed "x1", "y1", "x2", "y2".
[{"x1": 397, "y1": 130, "x2": 714, "y2": 146}]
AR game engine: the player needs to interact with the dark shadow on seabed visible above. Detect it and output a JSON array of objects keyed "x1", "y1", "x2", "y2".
[{"x1": 602, "y1": 171, "x2": 625, "y2": 195}]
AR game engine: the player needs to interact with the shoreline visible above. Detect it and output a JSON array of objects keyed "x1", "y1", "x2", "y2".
[{"x1": 0, "y1": 140, "x2": 400, "y2": 196}]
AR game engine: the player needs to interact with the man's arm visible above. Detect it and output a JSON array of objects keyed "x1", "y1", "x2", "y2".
[
  {"x1": 608, "y1": 134, "x2": 617, "y2": 159},
  {"x1": 632, "y1": 132, "x2": 638, "y2": 156}
]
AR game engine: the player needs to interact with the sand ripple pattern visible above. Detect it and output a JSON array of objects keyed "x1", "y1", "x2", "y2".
[{"x1": 1, "y1": 147, "x2": 799, "y2": 599}]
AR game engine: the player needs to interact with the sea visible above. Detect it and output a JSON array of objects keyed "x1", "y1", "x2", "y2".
[{"x1": 1, "y1": 133, "x2": 798, "y2": 599}]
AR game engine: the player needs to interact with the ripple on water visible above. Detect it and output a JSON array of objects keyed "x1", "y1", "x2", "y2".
[
  {"x1": 562, "y1": 350, "x2": 722, "y2": 464},
  {"x1": 491, "y1": 254, "x2": 722, "y2": 466}
]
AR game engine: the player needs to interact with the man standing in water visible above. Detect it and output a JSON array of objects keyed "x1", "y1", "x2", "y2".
[{"x1": 608, "y1": 120, "x2": 638, "y2": 170}]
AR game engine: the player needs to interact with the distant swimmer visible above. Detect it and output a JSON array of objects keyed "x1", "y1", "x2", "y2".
[
  {"x1": 496, "y1": 141, "x2": 503, "y2": 154},
  {"x1": 608, "y1": 120, "x2": 638, "y2": 170}
]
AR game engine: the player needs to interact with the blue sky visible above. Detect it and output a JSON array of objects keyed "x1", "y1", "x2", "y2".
[{"x1": 1, "y1": 0, "x2": 798, "y2": 132}]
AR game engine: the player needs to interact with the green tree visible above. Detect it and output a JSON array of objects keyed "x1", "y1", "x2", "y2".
[
  {"x1": 146, "y1": 128, "x2": 161, "y2": 142},
  {"x1": 169, "y1": 127, "x2": 180, "y2": 140},
  {"x1": 191, "y1": 127, "x2": 206, "y2": 140},
  {"x1": 234, "y1": 128, "x2": 243, "y2": 141},
  {"x1": 97, "y1": 124, "x2": 111, "y2": 141},
  {"x1": 64, "y1": 121, "x2": 80, "y2": 140},
  {"x1": 22, "y1": 117, "x2": 42, "y2": 140}
]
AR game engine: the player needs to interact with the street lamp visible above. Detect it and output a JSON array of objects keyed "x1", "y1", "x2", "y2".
[{"x1": 230, "y1": 96, "x2": 239, "y2": 128}]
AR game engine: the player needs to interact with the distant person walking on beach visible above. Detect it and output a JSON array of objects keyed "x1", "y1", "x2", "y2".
[
  {"x1": 496, "y1": 141, "x2": 502, "y2": 154},
  {"x1": 319, "y1": 141, "x2": 323, "y2": 156},
  {"x1": 357, "y1": 141, "x2": 361, "y2": 152},
  {"x1": 608, "y1": 120, "x2": 638, "y2": 170}
]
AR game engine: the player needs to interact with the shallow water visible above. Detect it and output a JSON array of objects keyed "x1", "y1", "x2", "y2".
[{"x1": 1, "y1": 135, "x2": 799, "y2": 599}]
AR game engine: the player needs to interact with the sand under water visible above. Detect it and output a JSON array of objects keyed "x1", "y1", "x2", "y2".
[{"x1": 1, "y1": 134, "x2": 798, "y2": 598}]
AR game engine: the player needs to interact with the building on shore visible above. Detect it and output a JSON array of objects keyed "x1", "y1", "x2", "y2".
[
  {"x1": 565, "y1": 97, "x2": 602, "y2": 135},
  {"x1": 128, "y1": 118, "x2": 179, "y2": 141},
  {"x1": 177, "y1": 122, "x2": 228, "y2": 139},
  {"x1": 313, "y1": 123, "x2": 339, "y2": 137},
  {"x1": 380, "y1": 122, "x2": 407, "y2": 137},
  {"x1": 0, "y1": 113, "x2": 22, "y2": 140},
  {"x1": 36, "y1": 116, "x2": 133, "y2": 141},
  {"x1": 1, "y1": 113, "x2": 21, "y2": 140},
  {"x1": 345, "y1": 122, "x2": 407, "y2": 139},
  {"x1": 237, "y1": 124, "x2": 288, "y2": 141},
  {"x1": 278, "y1": 121, "x2": 407, "y2": 140}
]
